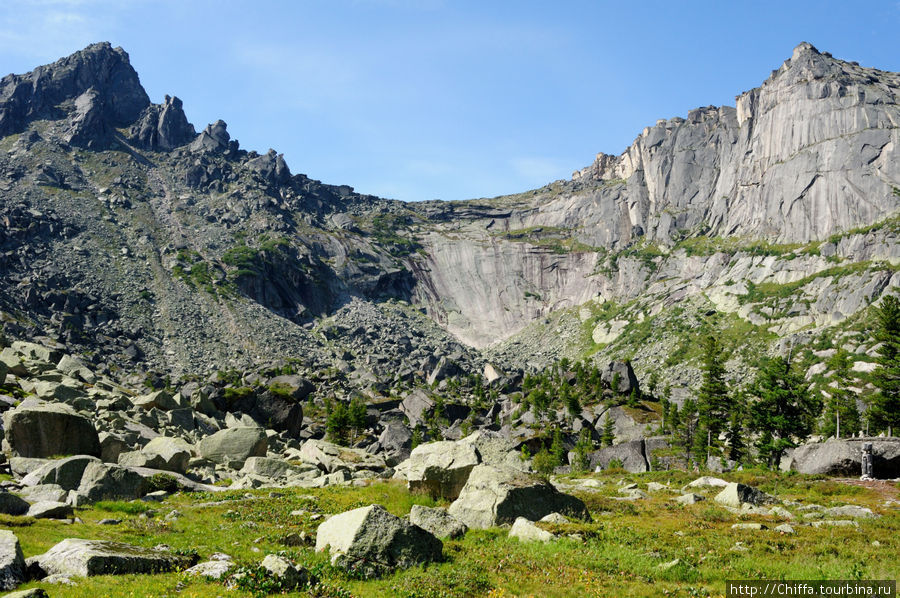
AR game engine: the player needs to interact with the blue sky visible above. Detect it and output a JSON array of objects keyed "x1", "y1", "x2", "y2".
[{"x1": 2, "y1": 1, "x2": 898, "y2": 202}]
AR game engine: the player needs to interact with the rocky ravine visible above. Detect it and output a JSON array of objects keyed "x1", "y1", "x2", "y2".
[{"x1": 0, "y1": 41, "x2": 897, "y2": 400}]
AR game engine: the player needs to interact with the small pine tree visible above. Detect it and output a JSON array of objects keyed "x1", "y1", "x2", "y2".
[
  {"x1": 348, "y1": 397, "x2": 367, "y2": 437},
  {"x1": 600, "y1": 415, "x2": 616, "y2": 447},
  {"x1": 572, "y1": 428, "x2": 594, "y2": 472},
  {"x1": 550, "y1": 428, "x2": 566, "y2": 467},
  {"x1": 326, "y1": 401, "x2": 350, "y2": 445},
  {"x1": 611, "y1": 372, "x2": 621, "y2": 393},
  {"x1": 532, "y1": 447, "x2": 556, "y2": 479}
]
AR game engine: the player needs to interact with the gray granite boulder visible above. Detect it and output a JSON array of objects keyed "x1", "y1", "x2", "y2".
[
  {"x1": 447, "y1": 465, "x2": 590, "y2": 529},
  {"x1": 316, "y1": 504, "x2": 442, "y2": 573},
  {"x1": 3, "y1": 402, "x2": 100, "y2": 458},
  {"x1": 0, "y1": 530, "x2": 25, "y2": 590},
  {"x1": 32, "y1": 538, "x2": 197, "y2": 577}
]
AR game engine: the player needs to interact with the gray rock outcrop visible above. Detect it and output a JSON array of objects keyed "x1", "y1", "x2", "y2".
[
  {"x1": 315, "y1": 504, "x2": 442, "y2": 573},
  {"x1": 198, "y1": 427, "x2": 267, "y2": 467},
  {"x1": 0, "y1": 530, "x2": 26, "y2": 590},
  {"x1": 406, "y1": 440, "x2": 479, "y2": 500},
  {"x1": 447, "y1": 465, "x2": 590, "y2": 529},
  {"x1": 3, "y1": 402, "x2": 100, "y2": 458},
  {"x1": 784, "y1": 439, "x2": 900, "y2": 478},
  {"x1": 31, "y1": 538, "x2": 198, "y2": 577},
  {"x1": 714, "y1": 483, "x2": 778, "y2": 508},
  {"x1": 408, "y1": 505, "x2": 468, "y2": 539}
]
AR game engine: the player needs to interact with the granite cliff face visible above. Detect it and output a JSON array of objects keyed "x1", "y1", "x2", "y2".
[{"x1": 0, "y1": 42, "x2": 898, "y2": 393}]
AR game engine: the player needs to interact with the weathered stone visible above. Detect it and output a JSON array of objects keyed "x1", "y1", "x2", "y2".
[
  {"x1": 132, "y1": 390, "x2": 179, "y2": 411},
  {"x1": 3, "y1": 588, "x2": 49, "y2": 598},
  {"x1": 732, "y1": 523, "x2": 767, "y2": 530},
  {"x1": 408, "y1": 505, "x2": 468, "y2": 539},
  {"x1": 15, "y1": 484, "x2": 67, "y2": 504},
  {"x1": 99, "y1": 433, "x2": 127, "y2": 464},
  {"x1": 240, "y1": 457, "x2": 314, "y2": 480},
  {"x1": 447, "y1": 465, "x2": 590, "y2": 529},
  {"x1": 509, "y1": 517, "x2": 555, "y2": 543},
  {"x1": 26, "y1": 501, "x2": 74, "y2": 519},
  {"x1": 406, "y1": 439, "x2": 480, "y2": 500},
  {"x1": 316, "y1": 504, "x2": 442, "y2": 572},
  {"x1": 185, "y1": 553, "x2": 234, "y2": 580},
  {"x1": 198, "y1": 427, "x2": 267, "y2": 467},
  {"x1": 825, "y1": 505, "x2": 878, "y2": 519},
  {"x1": 75, "y1": 462, "x2": 147, "y2": 503},
  {"x1": 539, "y1": 512, "x2": 570, "y2": 524},
  {"x1": 399, "y1": 390, "x2": 434, "y2": 427},
  {"x1": 3, "y1": 402, "x2": 100, "y2": 458},
  {"x1": 775, "y1": 523, "x2": 795, "y2": 534},
  {"x1": 0, "y1": 530, "x2": 25, "y2": 590},
  {"x1": 298, "y1": 439, "x2": 386, "y2": 473},
  {"x1": 139, "y1": 436, "x2": 193, "y2": 473},
  {"x1": 590, "y1": 440, "x2": 649, "y2": 473},
  {"x1": 684, "y1": 476, "x2": 729, "y2": 490},
  {"x1": 785, "y1": 439, "x2": 900, "y2": 478},
  {"x1": 715, "y1": 483, "x2": 778, "y2": 508},
  {"x1": 21, "y1": 455, "x2": 100, "y2": 490},
  {"x1": 33, "y1": 538, "x2": 197, "y2": 577},
  {"x1": 260, "y1": 554, "x2": 307, "y2": 589},
  {"x1": 0, "y1": 492, "x2": 30, "y2": 516}
]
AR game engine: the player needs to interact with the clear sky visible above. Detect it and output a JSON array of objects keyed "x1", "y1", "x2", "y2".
[{"x1": 2, "y1": 1, "x2": 898, "y2": 202}]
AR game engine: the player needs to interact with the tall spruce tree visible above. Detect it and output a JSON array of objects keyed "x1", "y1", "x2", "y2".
[
  {"x1": 871, "y1": 295, "x2": 900, "y2": 436},
  {"x1": 695, "y1": 335, "x2": 731, "y2": 463},
  {"x1": 749, "y1": 356, "x2": 822, "y2": 468},
  {"x1": 820, "y1": 349, "x2": 860, "y2": 439}
]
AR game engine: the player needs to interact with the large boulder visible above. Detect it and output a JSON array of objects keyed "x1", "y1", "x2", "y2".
[
  {"x1": 406, "y1": 440, "x2": 479, "y2": 500},
  {"x1": 131, "y1": 390, "x2": 179, "y2": 411},
  {"x1": 447, "y1": 465, "x2": 590, "y2": 529},
  {"x1": 316, "y1": 504, "x2": 442, "y2": 573},
  {"x1": 590, "y1": 440, "x2": 649, "y2": 473},
  {"x1": 75, "y1": 462, "x2": 147, "y2": 503},
  {"x1": 785, "y1": 439, "x2": 900, "y2": 478},
  {"x1": 21, "y1": 455, "x2": 100, "y2": 490},
  {"x1": 228, "y1": 385, "x2": 306, "y2": 437},
  {"x1": 198, "y1": 427, "x2": 267, "y2": 467},
  {"x1": 297, "y1": 439, "x2": 386, "y2": 473},
  {"x1": 31, "y1": 538, "x2": 197, "y2": 577},
  {"x1": 0, "y1": 530, "x2": 26, "y2": 590},
  {"x1": 714, "y1": 483, "x2": 778, "y2": 508},
  {"x1": 399, "y1": 390, "x2": 434, "y2": 427},
  {"x1": 3, "y1": 402, "x2": 100, "y2": 458},
  {"x1": 260, "y1": 554, "x2": 308, "y2": 590},
  {"x1": 601, "y1": 360, "x2": 639, "y2": 395},
  {"x1": 0, "y1": 492, "x2": 29, "y2": 516},
  {"x1": 120, "y1": 437, "x2": 192, "y2": 473},
  {"x1": 408, "y1": 505, "x2": 468, "y2": 539}
]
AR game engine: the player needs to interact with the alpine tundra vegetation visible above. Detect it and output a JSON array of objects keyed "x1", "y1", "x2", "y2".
[{"x1": 0, "y1": 40, "x2": 897, "y2": 597}]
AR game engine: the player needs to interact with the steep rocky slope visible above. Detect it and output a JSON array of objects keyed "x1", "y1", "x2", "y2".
[{"x1": 0, "y1": 42, "x2": 897, "y2": 404}]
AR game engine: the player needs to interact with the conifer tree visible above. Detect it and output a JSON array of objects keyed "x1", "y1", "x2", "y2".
[
  {"x1": 695, "y1": 335, "x2": 731, "y2": 463},
  {"x1": 676, "y1": 399, "x2": 699, "y2": 467},
  {"x1": 748, "y1": 356, "x2": 822, "y2": 468},
  {"x1": 600, "y1": 414, "x2": 616, "y2": 447},
  {"x1": 820, "y1": 349, "x2": 860, "y2": 439},
  {"x1": 871, "y1": 295, "x2": 900, "y2": 436}
]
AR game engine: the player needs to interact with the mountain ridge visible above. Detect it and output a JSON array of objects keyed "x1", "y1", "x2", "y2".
[{"x1": 0, "y1": 42, "x2": 897, "y2": 402}]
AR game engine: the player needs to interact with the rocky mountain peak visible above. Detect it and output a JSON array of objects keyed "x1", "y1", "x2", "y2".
[{"x1": 0, "y1": 41, "x2": 149, "y2": 137}]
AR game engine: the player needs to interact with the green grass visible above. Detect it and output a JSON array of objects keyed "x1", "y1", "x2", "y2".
[{"x1": 3, "y1": 473, "x2": 896, "y2": 597}]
